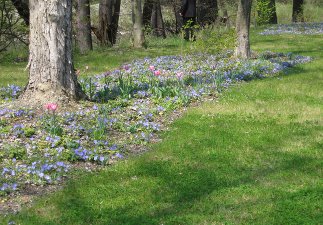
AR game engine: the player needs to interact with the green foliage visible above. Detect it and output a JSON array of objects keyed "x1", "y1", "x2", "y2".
[
  {"x1": 256, "y1": 0, "x2": 275, "y2": 25},
  {"x1": 193, "y1": 26, "x2": 236, "y2": 54}
]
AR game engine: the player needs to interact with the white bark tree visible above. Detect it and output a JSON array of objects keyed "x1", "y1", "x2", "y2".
[
  {"x1": 235, "y1": 0, "x2": 252, "y2": 59},
  {"x1": 20, "y1": 0, "x2": 87, "y2": 105}
]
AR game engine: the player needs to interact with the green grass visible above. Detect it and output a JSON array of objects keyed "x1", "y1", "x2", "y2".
[
  {"x1": 1, "y1": 31, "x2": 322, "y2": 224},
  {"x1": 0, "y1": 36, "x2": 191, "y2": 86}
]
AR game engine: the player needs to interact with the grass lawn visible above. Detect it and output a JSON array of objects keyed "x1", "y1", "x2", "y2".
[{"x1": 1, "y1": 31, "x2": 323, "y2": 224}]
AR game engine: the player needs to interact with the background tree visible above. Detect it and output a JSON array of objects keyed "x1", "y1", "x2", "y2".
[
  {"x1": 197, "y1": 0, "x2": 218, "y2": 26},
  {"x1": 132, "y1": 0, "x2": 145, "y2": 47},
  {"x1": 20, "y1": 0, "x2": 86, "y2": 105},
  {"x1": 143, "y1": 0, "x2": 154, "y2": 28},
  {"x1": 77, "y1": 0, "x2": 93, "y2": 53},
  {"x1": 235, "y1": 0, "x2": 252, "y2": 58},
  {"x1": 292, "y1": 0, "x2": 304, "y2": 22},
  {"x1": 98, "y1": 0, "x2": 121, "y2": 46},
  {"x1": 256, "y1": 0, "x2": 277, "y2": 25},
  {"x1": 10, "y1": 0, "x2": 29, "y2": 25},
  {"x1": 151, "y1": 0, "x2": 166, "y2": 37},
  {"x1": 0, "y1": 0, "x2": 28, "y2": 52}
]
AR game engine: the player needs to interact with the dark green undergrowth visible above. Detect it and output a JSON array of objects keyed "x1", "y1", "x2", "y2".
[{"x1": 1, "y1": 33, "x2": 323, "y2": 224}]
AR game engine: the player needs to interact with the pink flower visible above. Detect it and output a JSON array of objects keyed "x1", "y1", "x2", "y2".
[
  {"x1": 154, "y1": 70, "x2": 161, "y2": 76},
  {"x1": 149, "y1": 65, "x2": 155, "y2": 71},
  {"x1": 45, "y1": 103, "x2": 58, "y2": 112},
  {"x1": 176, "y1": 72, "x2": 184, "y2": 78}
]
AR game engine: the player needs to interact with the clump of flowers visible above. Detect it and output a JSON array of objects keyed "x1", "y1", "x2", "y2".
[{"x1": 0, "y1": 51, "x2": 312, "y2": 196}]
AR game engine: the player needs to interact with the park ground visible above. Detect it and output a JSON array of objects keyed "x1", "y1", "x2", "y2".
[{"x1": 0, "y1": 26, "x2": 322, "y2": 224}]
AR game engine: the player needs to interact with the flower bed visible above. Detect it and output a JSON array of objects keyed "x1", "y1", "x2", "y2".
[
  {"x1": 260, "y1": 22, "x2": 323, "y2": 35},
  {"x1": 0, "y1": 51, "x2": 312, "y2": 196}
]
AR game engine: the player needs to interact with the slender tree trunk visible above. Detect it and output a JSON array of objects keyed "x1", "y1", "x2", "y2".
[
  {"x1": 151, "y1": 0, "x2": 166, "y2": 38},
  {"x1": 132, "y1": 0, "x2": 145, "y2": 48},
  {"x1": 173, "y1": 0, "x2": 182, "y2": 33},
  {"x1": 143, "y1": 0, "x2": 154, "y2": 27},
  {"x1": 268, "y1": 0, "x2": 277, "y2": 24},
  {"x1": 77, "y1": 0, "x2": 93, "y2": 53},
  {"x1": 197, "y1": 0, "x2": 218, "y2": 26},
  {"x1": 235, "y1": 0, "x2": 252, "y2": 59},
  {"x1": 110, "y1": 0, "x2": 121, "y2": 45},
  {"x1": 98, "y1": 0, "x2": 121, "y2": 46},
  {"x1": 20, "y1": 0, "x2": 86, "y2": 105},
  {"x1": 292, "y1": 0, "x2": 304, "y2": 22},
  {"x1": 11, "y1": 0, "x2": 29, "y2": 25}
]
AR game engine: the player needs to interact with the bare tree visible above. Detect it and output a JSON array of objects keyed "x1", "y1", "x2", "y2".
[
  {"x1": 292, "y1": 0, "x2": 304, "y2": 22},
  {"x1": 98, "y1": 0, "x2": 121, "y2": 46},
  {"x1": 20, "y1": 0, "x2": 86, "y2": 105},
  {"x1": 151, "y1": 0, "x2": 166, "y2": 37},
  {"x1": 77, "y1": 0, "x2": 93, "y2": 53},
  {"x1": 235, "y1": 0, "x2": 252, "y2": 59},
  {"x1": 132, "y1": 0, "x2": 145, "y2": 47}
]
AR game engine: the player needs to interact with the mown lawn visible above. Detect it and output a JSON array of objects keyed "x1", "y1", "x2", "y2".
[{"x1": 1, "y1": 32, "x2": 323, "y2": 224}]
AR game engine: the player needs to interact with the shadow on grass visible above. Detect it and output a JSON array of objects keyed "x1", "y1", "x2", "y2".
[{"x1": 10, "y1": 112, "x2": 322, "y2": 225}]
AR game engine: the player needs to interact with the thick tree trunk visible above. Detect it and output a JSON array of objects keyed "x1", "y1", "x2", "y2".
[
  {"x1": 20, "y1": 0, "x2": 86, "y2": 105},
  {"x1": 11, "y1": 0, "x2": 29, "y2": 25},
  {"x1": 151, "y1": 0, "x2": 166, "y2": 38},
  {"x1": 292, "y1": 0, "x2": 304, "y2": 22},
  {"x1": 268, "y1": 0, "x2": 277, "y2": 24},
  {"x1": 197, "y1": 0, "x2": 218, "y2": 26},
  {"x1": 77, "y1": 0, "x2": 93, "y2": 54},
  {"x1": 132, "y1": 0, "x2": 145, "y2": 48},
  {"x1": 98, "y1": 0, "x2": 121, "y2": 46},
  {"x1": 143, "y1": 0, "x2": 154, "y2": 27},
  {"x1": 235, "y1": 0, "x2": 252, "y2": 59}
]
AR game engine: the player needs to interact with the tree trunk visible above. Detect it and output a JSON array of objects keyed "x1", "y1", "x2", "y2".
[
  {"x1": 292, "y1": 0, "x2": 304, "y2": 22},
  {"x1": 11, "y1": 0, "x2": 29, "y2": 25},
  {"x1": 132, "y1": 0, "x2": 145, "y2": 48},
  {"x1": 173, "y1": 0, "x2": 182, "y2": 33},
  {"x1": 235, "y1": 0, "x2": 252, "y2": 59},
  {"x1": 197, "y1": 0, "x2": 218, "y2": 26},
  {"x1": 20, "y1": 0, "x2": 86, "y2": 105},
  {"x1": 77, "y1": 0, "x2": 93, "y2": 54},
  {"x1": 110, "y1": 0, "x2": 121, "y2": 45},
  {"x1": 98, "y1": 0, "x2": 121, "y2": 46},
  {"x1": 151, "y1": 0, "x2": 166, "y2": 38},
  {"x1": 268, "y1": 0, "x2": 277, "y2": 24},
  {"x1": 143, "y1": 0, "x2": 154, "y2": 27}
]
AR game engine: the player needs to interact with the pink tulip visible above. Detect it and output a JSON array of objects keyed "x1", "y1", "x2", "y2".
[
  {"x1": 154, "y1": 70, "x2": 161, "y2": 76},
  {"x1": 45, "y1": 103, "x2": 58, "y2": 112},
  {"x1": 149, "y1": 65, "x2": 155, "y2": 71}
]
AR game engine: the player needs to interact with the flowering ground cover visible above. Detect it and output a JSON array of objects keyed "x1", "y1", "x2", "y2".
[
  {"x1": 260, "y1": 22, "x2": 323, "y2": 35},
  {"x1": 0, "y1": 51, "x2": 312, "y2": 213}
]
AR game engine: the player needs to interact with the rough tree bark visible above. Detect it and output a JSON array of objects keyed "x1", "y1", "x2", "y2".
[
  {"x1": 20, "y1": 0, "x2": 87, "y2": 105},
  {"x1": 151, "y1": 0, "x2": 166, "y2": 38},
  {"x1": 235, "y1": 0, "x2": 252, "y2": 59},
  {"x1": 98, "y1": 0, "x2": 121, "y2": 46},
  {"x1": 292, "y1": 0, "x2": 304, "y2": 22},
  {"x1": 11, "y1": 0, "x2": 29, "y2": 25},
  {"x1": 77, "y1": 0, "x2": 93, "y2": 53},
  {"x1": 132, "y1": 0, "x2": 145, "y2": 48},
  {"x1": 197, "y1": 0, "x2": 218, "y2": 26}
]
